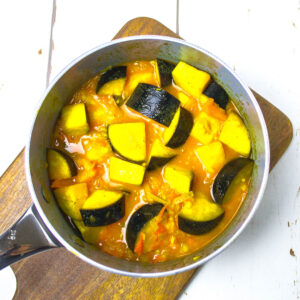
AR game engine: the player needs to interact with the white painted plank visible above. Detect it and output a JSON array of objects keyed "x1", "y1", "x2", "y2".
[
  {"x1": 50, "y1": 0, "x2": 177, "y2": 80},
  {"x1": 179, "y1": 0, "x2": 300, "y2": 299}
]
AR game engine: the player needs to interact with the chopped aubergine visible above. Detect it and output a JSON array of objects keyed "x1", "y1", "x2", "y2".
[
  {"x1": 164, "y1": 107, "x2": 193, "y2": 148},
  {"x1": 190, "y1": 112, "x2": 221, "y2": 145},
  {"x1": 163, "y1": 166, "x2": 193, "y2": 194},
  {"x1": 47, "y1": 148, "x2": 77, "y2": 180},
  {"x1": 61, "y1": 103, "x2": 89, "y2": 136},
  {"x1": 73, "y1": 220, "x2": 103, "y2": 245},
  {"x1": 54, "y1": 183, "x2": 88, "y2": 220},
  {"x1": 108, "y1": 122, "x2": 146, "y2": 163},
  {"x1": 109, "y1": 156, "x2": 146, "y2": 186},
  {"x1": 212, "y1": 157, "x2": 254, "y2": 204},
  {"x1": 195, "y1": 141, "x2": 226, "y2": 173},
  {"x1": 203, "y1": 81, "x2": 229, "y2": 109},
  {"x1": 96, "y1": 66, "x2": 127, "y2": 93},
  {"x1": 172, "y1": 61, "x2": 211, "y2": 99},
  {"x1": 157, "y1": 58, "x2": 176, "y2": 87},
  {"x1": 178, "y1": 193, "x2": 224, "y2": 235},
  {"x1": 219, "y1": 112, "x2": 251, "y2": 157},
  {"x1": 80, "y1": 190, "x2": 125, "y2": 226},
  {"x1": 126, "y1": 203, "x2": 164, "y2": 251},
  {"x1": 126, "y1": 83, "x2": 180, "y2": 127},
  {"x1": 147, "y1": 139, "x2": 177, "y2": 171}
]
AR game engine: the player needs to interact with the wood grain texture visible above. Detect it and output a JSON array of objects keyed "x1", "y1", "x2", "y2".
[{"x1": 0, "y1": 17, "x2": 292, "y2": 300}]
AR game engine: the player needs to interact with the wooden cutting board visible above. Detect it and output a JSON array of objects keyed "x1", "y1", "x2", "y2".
[{"x1": 0, "y1": 17, "x2": 292, "y2": 300}]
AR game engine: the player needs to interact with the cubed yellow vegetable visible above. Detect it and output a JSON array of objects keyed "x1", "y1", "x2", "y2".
[
  {"x1": 219, "y1": 112, "x2": 251, "y2": 156},
  {"x1": 61, "y1": 103, "x2": 89, "y2": 136},
  {"x1": 73, "y1": 220, "x2": 103, "y2": 245},
  {"x1": 191, "y1": 112, "x2": 221, "y2": 145},
  {"x1": 172, "y1": 61, "x2": 211, "y2": 99},
  {"x1": 195, "y1": 141, "x2": 225, "y2": 173},
  {"x1": 177, "y1": 91, "x2": 191, "y2": 106},
  {"x1": 97, "y1": 78, "x2": 126, "y2": 96}
]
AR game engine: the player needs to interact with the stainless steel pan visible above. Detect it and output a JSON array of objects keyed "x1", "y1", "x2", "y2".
[{"x1": 0, "y1": 36, "x2": 270, "y2": 277}]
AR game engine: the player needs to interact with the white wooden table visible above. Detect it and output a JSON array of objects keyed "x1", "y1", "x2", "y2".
[{"x1": 0, "y1": 1, "x2": 299, "y2": 299}]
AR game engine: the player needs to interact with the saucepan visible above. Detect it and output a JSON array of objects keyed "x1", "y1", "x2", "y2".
[{"x1": 0, "y1": 36, "x2": 270, "y2": 277}]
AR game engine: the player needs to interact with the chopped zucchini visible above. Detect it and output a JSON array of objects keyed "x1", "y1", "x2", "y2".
[
  {"x1": 126, "y1": 83, "x2": 180, "y2": 127},
  {"x1": 163, "y1": 166, "x2": 193, "y2": 194},
  {"x1": 178, "y1": 193, "x2": 224, "y2": 235},
  {"x1": 195, "y1": 141, "x2": 225, "y2": 173},
  {"x1": 109, "y1": 156, "x2": 146, "y2": 186},
  {"x1": 219, "y1": 112, "x2": 251, "y2": 156},
  {"x1": 61, "y1": 103, "x2": 89, "y2": 136},
  {"x1": 47, "y1": 148, "x2": 77, "y2": 180},
  {"x1": 147, "y1": 139, "x2": 177, "y2": 171},
  {"x1": 73, "y1": 220, "x2": 103, "y2": 245},
  {"x1": 172, "y1": 61, "x2": 211, "y2": 99},
  {"x1": 97, "y1": 78, "x2": 126, "y2": 96},
  {"x1": 54, "y1": 183, "x2": 88, "y2": 220},
  {"x1": 203, "y1": 81, "x2": 229, "y2": 109},
  {"x1": 157, "y1": 59, "x2": 176, "y2": 87},
  {"x1": 108, "y1": 122, "x2": 146, "y2": 163},
  {"x1": 80, "y1": 190, "x2": 125, "y2": 226},
  {"x1": 164, "y1": 107, "x2": 193, "y2": 148},
  {"x1": 191, "y1": 112, "x2": 221, "y2": 145}
]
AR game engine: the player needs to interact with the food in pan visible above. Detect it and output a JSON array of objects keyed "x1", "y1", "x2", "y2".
[{"x1": 48, "y1": 59, "x2": 253, "y2": 262}]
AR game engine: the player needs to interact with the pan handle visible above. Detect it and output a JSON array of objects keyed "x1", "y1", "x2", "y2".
[{"x1": 0, "y1": 205, "x2": 60, "y2": 270}]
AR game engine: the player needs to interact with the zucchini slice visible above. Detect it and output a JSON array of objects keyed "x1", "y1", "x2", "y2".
[
  {"x1": 126, "y1": 83, "x2": 180, "y2": 127},
  {"x1": 147, "y1": 139, "x2": 177, "y2": 171},
  {"x1": 203, "y1": 81, "x2": 229, "y2": 109},
  {"x1": 163, "y1": 166, "x2": 193, "y2": 194},
  {"x1": 157, "y1": 59, "x2": 176, "y2": 87},
  {"x1": 96, "y1": 66, "x2": 127, "y2": 93},
  {"x1": 164, "y1": 107, "x2": 193, "y2": 148},
  {"x1": 108, "y1": 122, "x2": 146, "y2": 163},
  {"x1": 54, "y1": 183, "x2": 88, "y2": 220},
  {"x1": 178, "y1": 193, "x2": 224, "y2": 235},
  {"x1": 172, "y1": 61, "x2": 211, "y2": 99},
  {"x1": 73, "y1": 220, "x2": 103, "y2": 245},
  {"x1": 219, "y1": 112, "x2": 251, "y2": 157},
  {"x1": 109, "y1": 156, "x2": 146, "y2": 186},
  {"x1": 126, "y1": 203, "x2": 164, "y2": 251},
  {"x1": 80, "y1": 190, "x2": 125, "y2": 226},
  {"x1": 212, "y1": 157, "x2": 254, "y2": 204},
  {"x1": 61, "y1": 103, "x2": 89, "y2": 136},
  {"x1": 47, "y1": 148, "x2": 77, "y2": 180}
]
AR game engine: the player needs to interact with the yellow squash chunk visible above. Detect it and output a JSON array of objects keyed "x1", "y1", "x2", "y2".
[
  {"x1": 177, "y1": 91, "x2": 191, "y2": 106},
  {"x1": 109, "y1": 157, "x2": 146, "y2": 186},
  {"x1": 97, "y1": 78, "x2": 126, "y2": 96},
  {"x1": 195, "y1": 141, "x2": 225, "y2": 173},
  {"x1": 73, "y1": 220, "x2": 103, "y2": 245},
  {"x1": 164, "y1": 108, "x2": 180, "y2": 144},
  {"x1": 108, "y1": 122, "x2": 146, "y2": 162},
  {"x1": 219, "y1": 112, "x2": 251, "y2": 156},
  {"x1": 61, "y1": 103, "x2": 89, "y2": 136},
  {"x1": 54, "y1": 183, "x2": 88, "y2": 220},
  {"x1": 172, "y1": 61, "x2": 211, "y2": 99},
  {"x1": 124, "y1": 72, "x2": 155, "y2": 98},
  {"x1": 82, "y1": 190, "x2": 124, "y2": 209},
  {"x1": 163, "y1": 166, "x2": 193, "y2": 194},
  {"x1": 191, "y1": 112, "x2": 221, "y2": 145}
]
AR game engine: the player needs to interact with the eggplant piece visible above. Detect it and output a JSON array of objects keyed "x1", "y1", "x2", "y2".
[
  {"x1": 47, "y1": 148, "x2": 77, "y2": 180},
  {"x1": 126, "y1": 83, "x2": 180, "y2": 127},
  {"x1": 109, "y1": 157, "x2": 146, "y2": 186},
  {"x1": 126, "y1": 203, "x2": 164, "y2": 251},
  {"x1": 164, "y1": 107, "x2": 193, "y2": 148},
  {"x1": 147, "y1": 139, "x2": 177, "y2": 171},
  {"x1": 212, "y1": 157, "x2": 254, "y2": 204},
  {"x1": 108, "y1": 122, "x2": 146, "y2": 163},
  {"x1": 178, "y1": 193, "x2": 224, "y2": 235},
  {"x1": 157, "y1": 58, "x2": 176, "y2": 87},
  {"x1": 203, "y1": 81, "x2": 229, "y2": 109},
  {"x1": 80, "y1": 190, "x2": 125, "y2": 226},
  {"x1": 96, "y1": 66, "x2": 127, "y2": 93}
]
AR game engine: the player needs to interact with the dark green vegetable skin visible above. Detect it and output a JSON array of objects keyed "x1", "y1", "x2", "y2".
[
  {"x1": 96, "y1": 66, "x2": 127, "y2": 93},
  {"x1": 80, "y1": 196, "x2": 125, "y2": 226},
  {"x1": 212, "y1": 157, "x2": 254, "y2": 204},
  {"x1": 178, "y1": 213, "x2": 224, "y2": 235},
  {"x1": 157, "y1": 58, "x2": 176, "y2": 87},
  {"x1": 166, "y1": 107, "x2": 194, "y2": 148},
  {"x1": 147, "y1": 156, "x2": 176, "y2": 171},
  {"x1": 203, "y1": 81, "x2": 229, "y2": 109},
  {"x1": 126, "y1": 83, "x2": 180, "y2": 127},
  {"x1": 126, "y1": 203, "x2": 164, "y2": 251}
]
